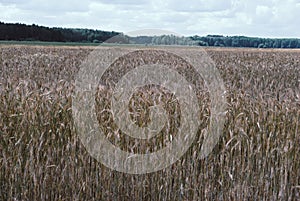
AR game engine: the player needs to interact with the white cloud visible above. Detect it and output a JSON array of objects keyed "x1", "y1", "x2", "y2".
[
  {"x1": 0, "y1": 0, "x2": 299, "y2": 37},
  {"x1": 96, "y1": 0, "x2": 149, "y2": 5},
  {"x1": 165, "y1": 0, "x2": 233, "y2": 12}
]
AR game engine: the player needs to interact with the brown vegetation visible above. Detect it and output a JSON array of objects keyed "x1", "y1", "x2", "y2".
[{"x1": 0, "y1": 46, "x2": 299, "y2": 200}]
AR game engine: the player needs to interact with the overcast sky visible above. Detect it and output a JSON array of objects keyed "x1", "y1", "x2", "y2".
[{"x1": 0, "y1": 0, "x2": 299, "y2": 38}]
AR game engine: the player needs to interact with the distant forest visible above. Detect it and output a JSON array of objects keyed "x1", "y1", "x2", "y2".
[
  {"x1": 1, "y1": 22, "x2": 300, "y2": 48},
  {"x1": 0, "y1": 22, "x2": 119, "y2": 43}
]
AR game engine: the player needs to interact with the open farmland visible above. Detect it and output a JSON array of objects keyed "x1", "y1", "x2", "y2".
[{"x1": 0, "y1": 45, "x2": 299, "y2": 200}]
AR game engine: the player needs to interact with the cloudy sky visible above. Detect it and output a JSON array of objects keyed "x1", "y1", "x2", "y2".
[{"x1": 0, "y1": 0, "x2": 299, "y2": 38}]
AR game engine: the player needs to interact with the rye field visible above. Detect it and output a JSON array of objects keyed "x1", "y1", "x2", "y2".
[{"x1": 0, "y1": 45, "x2": 299, "y2": 200}]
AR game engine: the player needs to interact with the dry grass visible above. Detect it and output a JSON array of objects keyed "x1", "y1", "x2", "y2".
[{"x1": 0, "y1": 46, "x2": 299, "y2": 200}]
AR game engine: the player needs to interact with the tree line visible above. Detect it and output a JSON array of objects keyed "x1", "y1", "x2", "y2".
[
  {"x1": 129, "y1": 35, "x2": 300, "y2": 48},
  {"x1": 0, "y1": 22, "x2": 119, "y2": 43},
  {"x1": 190, "y1": 35, "x2": 300, "y2": 48},
  {"x1": 1, "y1": 22, "x2": 300, "y2": 48}
]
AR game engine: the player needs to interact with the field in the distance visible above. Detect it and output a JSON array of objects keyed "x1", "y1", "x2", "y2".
[{"x1": 0, "y1": 45, "x2": 299, "y2": 200}]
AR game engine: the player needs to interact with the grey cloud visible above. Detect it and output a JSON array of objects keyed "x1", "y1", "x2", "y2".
[
  {"x1": 0, "y1": 0, "x2": 299, "y2": 37},
  {"x1": 10, "y1": 0, "x2": 91, "y2": 13}
]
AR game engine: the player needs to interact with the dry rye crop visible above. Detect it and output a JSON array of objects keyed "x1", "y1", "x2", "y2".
[{"x1": 0, "y1": 45, "x2": 299, "y2": 200}]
